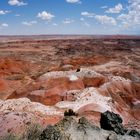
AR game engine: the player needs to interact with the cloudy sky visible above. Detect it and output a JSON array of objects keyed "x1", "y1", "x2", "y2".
[{"x1": 0, "y1": 0, "x2": 140, "y2": 35}]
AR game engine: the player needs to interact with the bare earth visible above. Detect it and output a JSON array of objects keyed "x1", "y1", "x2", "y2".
[{"x1": 0, "y1": 35, "x2": 140, "y2": 138}]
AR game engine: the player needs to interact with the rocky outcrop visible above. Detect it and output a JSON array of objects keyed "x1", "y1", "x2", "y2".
[
  {"x1": 100, "y1": 111, "x2": 125, "y2": 135},
  {"x1": 27, "y1": 67, "x2": 140, "y2": 124},
  {"x1": 27, "y1": 69, "x2": 106, "y2": 105},
  {"x1": 100, "y1": 111, "x2": 140, "y2": 138},
  {"x1": 40, "y1": 116, "x2": 139, "y2": 140},
  {"x1": 0, "y1": 98, "x2": 63, "y2": 137},
  {"x1": 0, "y1": 62, "x2": 139, "y2": 123},
  {"x1": 28, "y1": 77, "x2": 84, "y2": 105},
  {"x1": 0, "y1": 37, "x2": 140, "y2": 139}
]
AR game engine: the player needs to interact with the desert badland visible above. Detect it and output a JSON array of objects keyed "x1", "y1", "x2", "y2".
[{"x1": 0, "y1": 35, "x2": 140, "y2": 139}]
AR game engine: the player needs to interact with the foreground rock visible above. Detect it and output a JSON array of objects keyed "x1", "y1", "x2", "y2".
[
  {"x1": 40, "y1": 116, "x2": 139, "y2": 140},
  {"x1": 1, "y1": 110, "x2": 139, "y2": 140},
  {"x1": 100, "y1": 111, "x2": 126, "y2": 135},
  {"x1": 100, "y1": 111, "x2": 140, "y2": 138}
]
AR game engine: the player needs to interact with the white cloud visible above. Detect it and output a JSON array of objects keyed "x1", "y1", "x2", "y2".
[
  {"x1": 52, "y1": 23, "x2": 58, "y2": 26},
  {"x1": 101, "y1": 6, "x2": 108, "y2": 9},
  {"x1": 80, "y1": 17, "x2": 90, "y2": 27},
  {"x1": 81, "y1": 11, "x2": 117, "y2": 26},
  {"x1": 106, "y1": 3, "x2": 123, "y2": 14},
  {"x1": 95, "y1": 15, "x2": 117, "y2": 25},
  {"x1": 15, "y1": 14, "x2": 20, "y2": 17},
  {"x1": 81, "y1": 11, "x2": 94, "y2": 18},
  {"x1": 8, "y1": 0, "x2": 27, "y2": 6},
  {"x1": 66, "y1": 0, "x2": 81, "y2": 4},
  {"x1": 117, "y1": 0, "x2": 140, "y2": 27},
  {"x1": 37, "y1": 11, "x2": 55, "y2": 21},
  {"x1": 0, "y1": 10, "x2": 10, "y2": 15},
  {"x1": 80, "y1": 17, "x2": 84, "y2": 21},
  {"x1": 63, "y1": 18, "x2": 74, "y2": 24},
  {"x1": 83, "y1": 22, "x2": 90, "y2": 27},
  {"x1": 22, "y1": 21, "x2": 37, "y2": 26},
  {"x1": 2, "y1": 23, "x2": 9, "y2": 27},
  {"x1": 0, "y1": 23, "x2": 9, "y2": 28}
]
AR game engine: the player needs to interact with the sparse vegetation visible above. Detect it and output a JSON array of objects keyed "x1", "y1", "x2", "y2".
[
  {"x1": 0, "y1": 134, "x2": 19, "y2": 140},
  {"x1": 0, "y1": 124, "x2": 43, "y2": 140},
  {"x1": 76, "y1": 68, "x2": 80, "y2": 72},
  {"x1": 22, "y1": 124, "x2": 43, "y2": 140},
  {"x1": 64, "y1": 109, "x2": 78, "y2": 116}
]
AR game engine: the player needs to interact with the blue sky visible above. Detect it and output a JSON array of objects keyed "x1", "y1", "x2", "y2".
[{"x1": 0, "y1": 0, "x2": 140, "y2": 35}]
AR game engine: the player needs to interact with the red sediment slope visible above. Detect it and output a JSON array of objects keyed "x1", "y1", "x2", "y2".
[{"x1": 0, "y1": 36, "x2": 140, "y2": 137}]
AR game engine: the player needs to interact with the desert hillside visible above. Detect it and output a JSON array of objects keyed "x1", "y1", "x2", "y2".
[{"x1": 0, "y1": 36, "x2": 140, "y2": 140}]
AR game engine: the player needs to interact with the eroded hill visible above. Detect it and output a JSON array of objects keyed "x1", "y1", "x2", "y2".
[{"x1": 0, "y1": 36, "x2": 140, "y2": 139}]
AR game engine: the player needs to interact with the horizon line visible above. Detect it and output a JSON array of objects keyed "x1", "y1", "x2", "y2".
[{"x1": 0, "y1": 34, "x2": 140, "y2": 36}]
